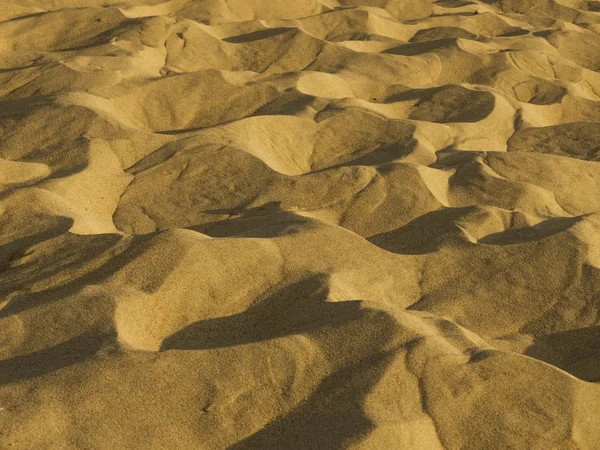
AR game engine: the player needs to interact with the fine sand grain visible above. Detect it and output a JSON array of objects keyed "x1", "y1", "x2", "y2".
[{"x1": 1, "y1": 0, "x2": 600, "y2": 448}]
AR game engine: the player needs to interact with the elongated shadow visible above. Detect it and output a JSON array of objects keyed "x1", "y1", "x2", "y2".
[
  {"x1": 191, "y1": 203, "x2": 310, "y2": 239},
  {"x1": 253, "y1": 90, "x2": 315, "y2": 116},
  {"x1": 230, "y1": 350, "x2": 395, "y2": 450},
  {"x1": 2, "y1": 11, "x2": 49, "y2": 22},
  {"x1": 0, "y1": 64, "x2": 44, "y2": 74},
  {"x1": 0, "y1": 233, "x2": 154, "y2": 319},
  {"x1": 525, "y1": 326, "x2": 600, "y2": 382},
  {"x1": 0, "y1": 333, "x2": 105, "y2": 385},
  {"x1": 163, "y1": 275, "x2": 403, "y2": 447},
  {"x1": 223, "y1": 28, "x2": 295, "y2": 43},
  {"x1": 368, "y1": 207, "x2": 475, "y2": 254},
  {"x1": 0, "y1": 216, "x2": 73, "y2": 268},
  {"x1": 479, "y1": 217, "x2": 579, "y2": 245},
  {"x1": 0, "y1": 96, "x2": 55, "y2": 120},
  {"x1": 409, "y1": 26, "x2": 478, "y2": 43},
  {"x1": 161, "y1": 275, "x2": 365, "y2": 351},
  {"x1": 340, "y1": 139, "x2": 417, "y2": 167},
  {"x1": 383, "y1": 38, "x2": 458, "y2": 56},
  {"x1": 229, "y1": 305, "x2": 402, "y2": 448}
]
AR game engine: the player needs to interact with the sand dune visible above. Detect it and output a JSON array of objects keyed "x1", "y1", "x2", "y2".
[{"x1": 1, "y1": 0, "x2": 600, "y2": 448}]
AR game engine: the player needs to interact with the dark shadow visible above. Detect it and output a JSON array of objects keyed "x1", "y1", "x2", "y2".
[
  {"x1": 0, "y1": 96, "x2": 55, "y2": 120},
  {"x1": 429, "y1": 11, "x2": 478, "y2": 17},
  {"x1": 153, "y1": 126, "x2": 206, "y2": 136},
  {"x1": 53, "y1": 18, "x2": 144, "y2": 52},
  {"x1": 409, "y1": 26, "x2": 478, "y2": 43},
  {"x1": 342, "y1": 139, "x2": 417, "y2": 167},
  {"x1": 370, "y1": 205, "x2": 580, "y2": 254},
  {"x1": 0, "y1": 216, "x2": 73, "y2": 269},
  {"x1": 308, "y1": 138, "x2": 418, "y2": 174},
  {"x1": 223, "y1": 28, "x2": 295, "y2": 44},
  {"x1": 433, "y1": 0, "x2": 476, "y2": 7},
  {"x1": 230, "y1": 349, "x2": 395, "y2": 450},
  {"x1": 430, "y1": 148, "x2": 481, "y2": 169},
  {"x1": 329, "y1": 32, "x2": 396, "y2": 43},
  {"x1": 526, "y1": 85, "x2": 567, "y2": 106},
  {"x1": 18, "y1": 137, "x2": 92, "y2": 180},
  {"x1": 498, "y1": 28, "x2": 530, "y2": 37},
  {"x1": 0, "y1": 333, "x2": 106, "y2": 385},
  {"x1": 161, "y1": 275, "x2": 365, "y2": 351},
  {"x1": 0, "y1": 233, "x2": 155, "y2": 318},
  {"x1": 524, "y1": 326, "x2": 600, "y2": 382},
  {"x1": 507, "y1": 122, "x2": 600, "y2": 161},
  {"x1": 383, "y1": 38, "x2": 458, "y2": 56},
  {"x1": 413, "y1": 85, "x2": 495, "y2": 123},
  {"x1": 384, "y1": 87, "x2": 429, "y2": 103},
  {"x1": 368, "y1": 207, "x2": 476, "y2": 255},
  {"x1": 467, "y1": 348, "x2": 499, "y2": 363},
  {"x1": 225, "y1": 295, "x2": 402, "y2": 449},
  {"x1": 0, "y1": 64, "x2": 44, "y2": 74},
  {"x1": 191, "y1": 202, "x2": 311, "y2": 239},
  {"x1": 479, "y1": 217, "x2": 580, "y2": 245},
  {"x1": 532, "y1": 30, "x2": 553, "y2": 39},
  {"x1": 589, "y1": 1, "x2": 600, "y2": 12},
  {"x1": 2, "y1": 11, "x2": 50, "y2": 22},
  {"x1": 385, "y1": 85, "x2": 495, "y2": 123},
  {"x1": 253, "y1": 89, "x2": 316, "y2": 116}
]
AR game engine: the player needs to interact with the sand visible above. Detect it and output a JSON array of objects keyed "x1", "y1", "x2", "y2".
[{"x1": 1, "y1": 0, "x2": 600, "y2": 448}]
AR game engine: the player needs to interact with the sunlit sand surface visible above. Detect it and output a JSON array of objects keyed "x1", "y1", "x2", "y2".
[{"x1": 1, "y1": 0, "x2": 600, "y2": 448}]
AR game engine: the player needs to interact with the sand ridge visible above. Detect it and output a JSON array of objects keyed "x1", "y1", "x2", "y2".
[{"x1": 1, "y1": 0, "x2": 600, "y2": 448}]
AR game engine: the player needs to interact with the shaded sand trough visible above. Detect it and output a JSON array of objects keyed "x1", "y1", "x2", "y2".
[{"x1": 2, "y1": 0, "x2": 600, "y2": 448}]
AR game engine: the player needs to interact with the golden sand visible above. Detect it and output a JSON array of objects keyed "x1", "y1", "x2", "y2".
[{"x1": 1, "y1": 0, "x2": 600, "y2": 448}]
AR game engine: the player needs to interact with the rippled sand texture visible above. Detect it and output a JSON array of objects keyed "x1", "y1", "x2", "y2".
[{"x1": 2, "y1": 0, "x2": 600, "y2": 448}]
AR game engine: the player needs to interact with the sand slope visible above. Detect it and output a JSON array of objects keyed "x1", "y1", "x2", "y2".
[{"x1": 1, "y1": 0, "x2": 600, "y2": 448}]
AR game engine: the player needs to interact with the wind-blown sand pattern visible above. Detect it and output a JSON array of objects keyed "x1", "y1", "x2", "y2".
[{"x1": 1, "y1": 0, "x2": 600, "y2": 448}]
